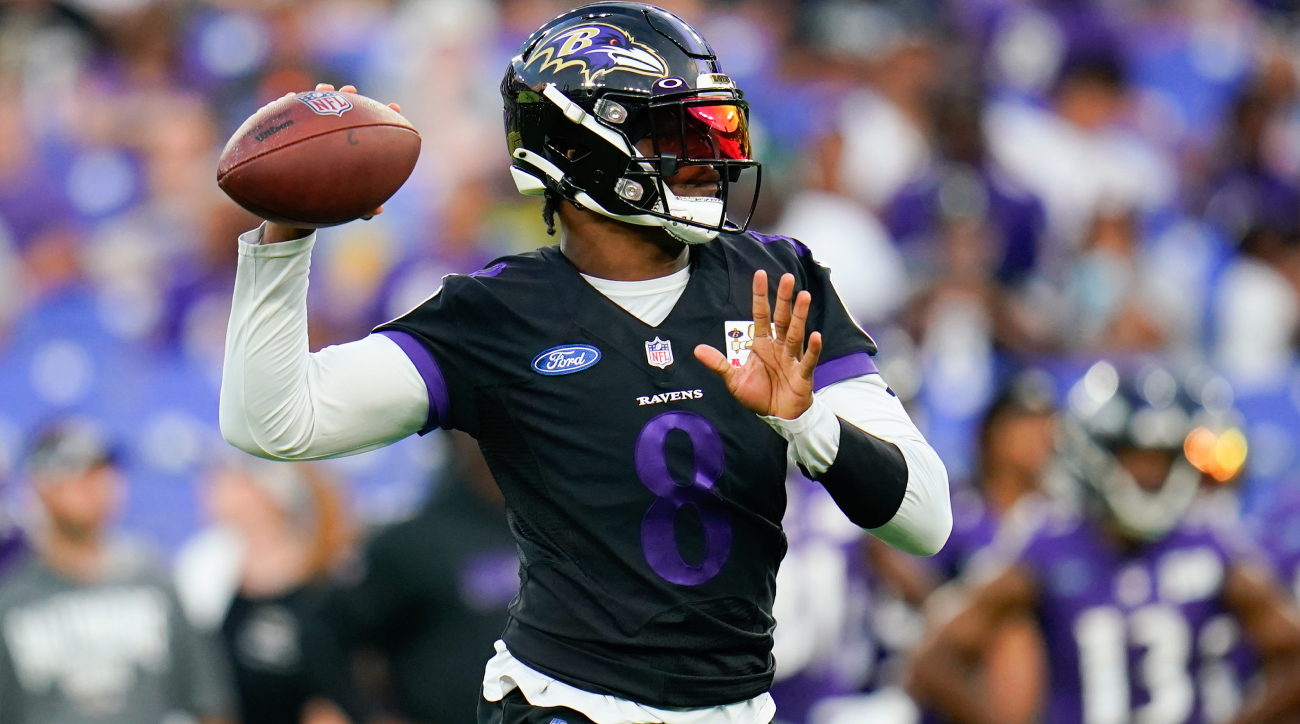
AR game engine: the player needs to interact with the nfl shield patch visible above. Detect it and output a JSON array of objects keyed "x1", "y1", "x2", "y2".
[
  {"x1": 296, "y1": 90, "x2": 354, "y2": 117},
  {"x1": 725, "y1": 321, "x2": 755, "y2": 368},
  {"x1": 645, "y1": 337, "x2": 673, "y2": 369}
]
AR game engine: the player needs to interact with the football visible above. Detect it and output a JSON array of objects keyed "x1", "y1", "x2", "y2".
[{"x1": 217, "y1": 90, "x2": 421, "y2": 228}]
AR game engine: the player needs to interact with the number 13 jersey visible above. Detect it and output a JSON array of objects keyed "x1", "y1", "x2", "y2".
[
  {"x1": 375, "y1": 231, "x2": 878, "y2": 708},
  {"x1": 1007, "y1": 506, "x2": 1261, "y2": 724}
]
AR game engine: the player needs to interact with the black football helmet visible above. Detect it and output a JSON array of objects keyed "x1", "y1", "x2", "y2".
[
  {"x1": 1059, "y1": 361, "x2": 1247, "y2": 541},
  {"x1": 502, "y1": 2, "x2": 760, "y2": 244}
]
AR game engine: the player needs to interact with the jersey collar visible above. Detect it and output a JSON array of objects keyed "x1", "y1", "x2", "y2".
[{"x1": 540, "y1": 243, "x2": 731, "y2": 379}]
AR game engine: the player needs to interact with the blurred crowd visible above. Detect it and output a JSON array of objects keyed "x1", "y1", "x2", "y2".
[{"x1": 8, "y1": 0, "x2": 1300, "y2": 722}]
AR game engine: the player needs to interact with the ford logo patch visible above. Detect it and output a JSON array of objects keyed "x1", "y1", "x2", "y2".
[{"x1": 532, "y1": 345, "x2": 601, "y2": 376}]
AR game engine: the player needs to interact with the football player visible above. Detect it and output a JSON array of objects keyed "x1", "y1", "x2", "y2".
[
  {"x1": 908, "y1": 362, "x2": 1300, "y2": 724},
  {"x1": 219, "y1": 4, "x2": 951, "y2": 724}
]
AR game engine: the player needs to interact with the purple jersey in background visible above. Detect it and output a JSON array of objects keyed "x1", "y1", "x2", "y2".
[
  {"x1": 0, "y1": 528, "x2": 24, "y2": 578},
  {"x1": 1006, "y1": 505, "x2": 1260, "y2": 724},
  {"x1": 925, "y1": 486, "x2": 1001, "y2": 583},
  {"x1": 1254, "y1": 486, "x2": 1300, "y2": 599}
]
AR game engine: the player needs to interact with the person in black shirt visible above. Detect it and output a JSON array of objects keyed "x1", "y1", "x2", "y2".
[
  {"x1": 325, "y1": 431, "x2": 516, "y2": 724},
  {"x1": 219, "y1": 4, "x2": 951, "y2": 722},
  {"x1": 187, "y1": 459, "x2": 359, "y2": 724}
]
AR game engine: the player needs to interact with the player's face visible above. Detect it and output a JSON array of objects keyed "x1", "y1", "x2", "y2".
[
  {"x1": 635, "y1": 136, "x2": 722, "y2": 197},
  {"x1": 206, "y1": 468, "x2": 289, "y2": 533},
  {"x1": 986, "y1": 411, "x2": 1057, "y2": 479},
  {"x1": 1115, "y1": 447, "x2": 1175, "y2": 492},
  {"x1": 634, "y1": 100, "x2": 751, "y2": 199}
]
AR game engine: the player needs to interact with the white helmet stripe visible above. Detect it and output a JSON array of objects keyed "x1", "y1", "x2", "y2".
[{"x1": 543, "y1": 84, "x2": 634, "y2": 155}]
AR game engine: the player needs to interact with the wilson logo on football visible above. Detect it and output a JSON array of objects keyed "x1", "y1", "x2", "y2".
[
  {"x1": 524, "y1": 24, "x2": 668, "y2": 84},
  {"x1": 532, "y1": 345, "x2": 602, "y2": 376},
  {"x1": 296, "y1": 91, "x2": 354, "y2": 117}
]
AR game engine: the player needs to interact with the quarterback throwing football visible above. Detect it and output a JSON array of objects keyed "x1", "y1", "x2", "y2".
[{"x1": 220, "y1": 4, "x2": 951, "y2": 723}]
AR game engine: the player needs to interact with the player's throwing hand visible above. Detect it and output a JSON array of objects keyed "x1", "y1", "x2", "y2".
[{"x1": 694, "y1": 270, "x2": 822, "y2": 420}]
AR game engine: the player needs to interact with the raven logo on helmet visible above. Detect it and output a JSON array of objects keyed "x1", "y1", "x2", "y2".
[{"x1": 524, "y1": 24, "x2": 668, "y2": 84}]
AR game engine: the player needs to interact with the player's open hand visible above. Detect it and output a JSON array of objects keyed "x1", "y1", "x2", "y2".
[{"x1": 694, "y1": 270, "x2": 822, "y2": 420}]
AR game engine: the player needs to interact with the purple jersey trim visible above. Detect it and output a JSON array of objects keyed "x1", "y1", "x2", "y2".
[
  {"x1": 813, "y1": 352, "x2": 879, "y2": 392},
  {"x1": 378, "y1": 330, "x2": 450, "y2": 433},
  {"x1": 470, "y1": 262, "x2": 506, "y2": 278},
  {"x1": 749, "y1": 231, "x2": 810, "y2": 257}
]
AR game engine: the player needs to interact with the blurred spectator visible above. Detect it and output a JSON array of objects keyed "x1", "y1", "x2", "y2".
[
  {"x1": 891, "y1": 371, "x2": 1058, "y2": 593},
  {"x1": 176, "y1": 456, "x2": 358, "y2": 724},
  {"x1": 986, "y1": 51, "x2": 1177, "y2": 279},
  {"x1": 322, "y1": 431, "x2": 515, "y2": 724},
  {"x1": 775, "y1": 121, "x2": 909, "y2": 325},
  {"x1": 1213, "y1": 222, "x2": 1300, "y2": 388},
  {"x1": 161, "y1": 199, "x2": 260, "y2": 361},
  {"x1": 1202, "y1": 83, "x2": 1300, "y2": 242},
  {"x1": 887, "y1": 88, "x2": 1045, "y2": 291},
  {"x1": 1062, "y1": 208, "x2": 1169, "y2": 352},
  {"x1": 887, "y1": 86, "x2": 1053, "y2": 353},
  {"x1": 370, "y1": 176, "x2": 502, "y2": 327},
  {"x1": 0, "y1": 419, "x2": 235, "y2": 724},
  {"x1": 866, "y1": 374, "x2": 1057, "y2": 724},
  {"x1": 1206, "y1": 83, "x2": 1300, "y2": 389},
  {"x1": 816, "y1": 1, "x2": 941, "y2": 211}
]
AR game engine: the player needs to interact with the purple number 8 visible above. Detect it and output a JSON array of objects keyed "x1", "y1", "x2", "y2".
[{"x1": 635, "y1": 411, "x2": 733, "y2": 586}]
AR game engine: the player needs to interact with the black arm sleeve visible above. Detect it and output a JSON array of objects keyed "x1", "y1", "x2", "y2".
[{"x1": 800, "y1": 417, "x2": 908, "y2": 529}]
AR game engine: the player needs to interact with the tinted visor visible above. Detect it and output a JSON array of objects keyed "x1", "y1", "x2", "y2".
[{"x1": 649, "y1": 101, "x2": 752, "y2": 162}]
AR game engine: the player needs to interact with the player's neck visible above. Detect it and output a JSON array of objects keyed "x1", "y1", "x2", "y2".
[
  {"x1": 557, "y1": 203, "x2": 689, "y2": 281},
  {"x1": 1101, "y1": 518, "x2": 1147, "y2": 554}
]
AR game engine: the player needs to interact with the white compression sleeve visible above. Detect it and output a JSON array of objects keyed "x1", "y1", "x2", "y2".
[
  {"x1": 763, "y1": 375, "x2": 952, "y2": 556},
  {"x1": 219, "y1": 225, "x2": 429, "y2": 460}
]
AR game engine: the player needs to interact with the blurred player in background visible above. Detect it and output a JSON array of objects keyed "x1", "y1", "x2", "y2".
[
  {"x1": 909, "y1": 362, "x2": 1300, "y2": 724},
  {"x1": 1253, "y1": 483, "x2": 1300, "y2": 603},
  {"x1": 219, "y1": 3, "x2": 951, "y2": 724},
  {"x1": 322, "y1": 431, "x2": 517, "y2": 724},
  {"x1": 863, "y1": 373, "x2": 1056, "y2": 724},
  {"x1": 0, "y1": 420, "x2": 236, "y2": 724},
  {"x1": 886, "y1": 371, "x2": 1059, "y2": 594}
]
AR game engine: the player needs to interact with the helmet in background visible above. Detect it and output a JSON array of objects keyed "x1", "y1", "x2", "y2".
[
  {"x1": 502, "y1": 2, "x2": 760, "y2": 244},
  {"x1": 1060, "y1": 361, "x2": 1247, "y2": 541}
]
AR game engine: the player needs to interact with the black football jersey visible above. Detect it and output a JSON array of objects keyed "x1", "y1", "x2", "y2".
[{"x1": 375, "y1": 231, "x2": 877, "y2": 707}]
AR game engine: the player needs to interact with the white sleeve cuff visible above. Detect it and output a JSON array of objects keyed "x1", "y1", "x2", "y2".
[
  {"x1": 760, "y1": 397, "x2": 841, "y2": 475},
  {"x1": 237, "y1": 222, "x2": 316, "y2": 255}
]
